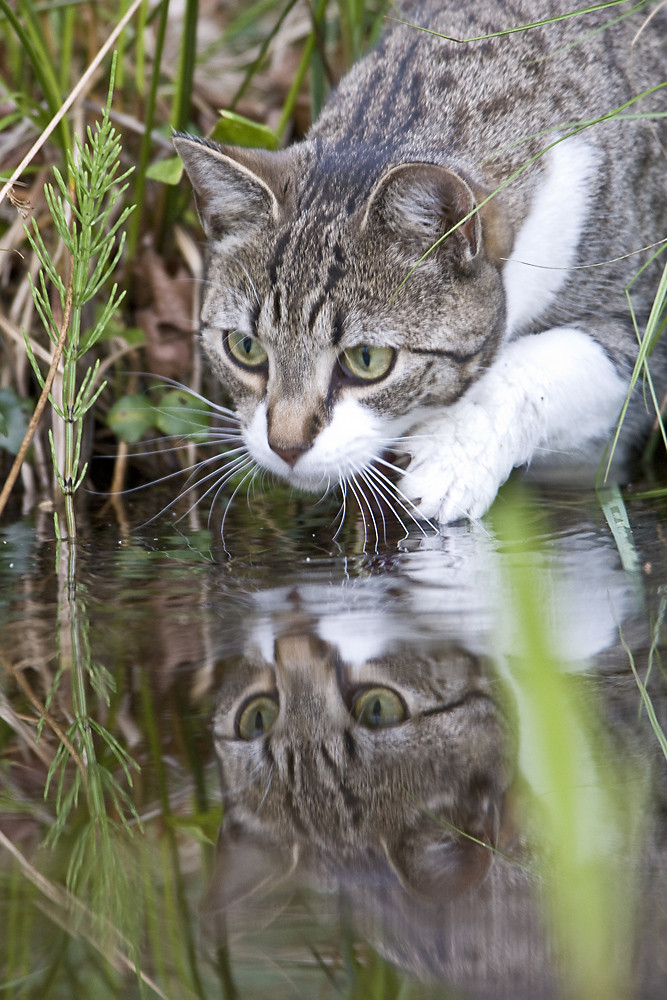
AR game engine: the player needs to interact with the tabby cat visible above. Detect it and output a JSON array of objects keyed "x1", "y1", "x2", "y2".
[
  {"x1": 210, "y1": 632, "x2": 511, "y2": 915},
  {"x1": 175, "y1": 0, "x2": 666, "y2": 526}
]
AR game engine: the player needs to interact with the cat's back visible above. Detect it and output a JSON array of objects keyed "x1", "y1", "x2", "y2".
[
  {"x1": 318, "y1": 1, "x2": 664, "y2": 148},
  {"x1": 309, "y1": 0, "x2": 666, "y2": 314}
]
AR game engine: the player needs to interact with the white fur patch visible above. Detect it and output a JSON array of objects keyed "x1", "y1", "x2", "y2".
[
  {"x1": 244, "y1": 397, "x2": 391, "y2": 491},
  {"x1": 503, "y1": 137, "x2": 597, "y2": 336},
  {"x1": 401, "y1": 327, "x2": 627, "y2": 523}
]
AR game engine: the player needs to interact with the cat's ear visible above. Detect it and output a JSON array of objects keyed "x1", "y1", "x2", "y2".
[
  {"x1": 388, "y1": 826, "x2": 493, "y2": 899},
  {"x1": 173, "y1": 133, "x2": 296, "y2": 241},
  {"x1": 386, "y1": 787, "x2": 500, "y2": 899},
  {"x1": 362, "y1": 162, "x2": 482, "y2": 263}
]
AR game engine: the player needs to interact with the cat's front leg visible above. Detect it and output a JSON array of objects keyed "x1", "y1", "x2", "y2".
[{"x1": 400, "y1": 327, "x2": 629, "y2": 524}]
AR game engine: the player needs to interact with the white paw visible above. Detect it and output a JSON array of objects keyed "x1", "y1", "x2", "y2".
[
  {"x1": 397, "y1": 326, "x2": 628, "y2": 525},
  {"x1": 400, "y1": 396, "x2": 518, "y2": 524}
]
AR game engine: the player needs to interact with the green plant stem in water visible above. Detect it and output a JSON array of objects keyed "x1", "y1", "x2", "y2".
[{"x1": 23, "y1": 58, "x2": 134, "y2": 539}]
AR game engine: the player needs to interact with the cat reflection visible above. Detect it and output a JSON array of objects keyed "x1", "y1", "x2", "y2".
[{"x1": 209, "y1": 632, "x2": 514, "y2": 953}]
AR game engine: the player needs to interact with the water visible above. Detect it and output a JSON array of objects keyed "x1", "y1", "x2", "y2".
[{"x1": 1, "y1": 482, "x2": 666, "y2": 999}]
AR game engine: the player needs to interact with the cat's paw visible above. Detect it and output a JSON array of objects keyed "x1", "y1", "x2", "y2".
[{"x1": 400, "y1": 398, "x2": 517, "y2": 524}]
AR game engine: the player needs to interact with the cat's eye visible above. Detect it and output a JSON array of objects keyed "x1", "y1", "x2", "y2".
[
  {"x1": 236, "y1": 694, "x2": 279, "y2": 739},
  {"x1": 352, "y1": 687, "x2": 406, "y2": 728},
  {"x1": 226, "y1": 330, "x2": 268, "y2": 369},
  {"x1": 341, "y1": 344, "x2": 395, "y2": 382}
]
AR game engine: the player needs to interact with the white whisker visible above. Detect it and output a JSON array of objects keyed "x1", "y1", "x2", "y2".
[
  {"x1": 206, "y1": 459, "x2": 257, "y2": 528},
  {"x1": 345, "y1": 475, "x2": 369, "y2": 549},
  {"x1": 346, "y1": 470, "x2": 381, "y2": 551},
  {"x1": 246, "y1": 467, "x2": 264, "y2": 512},
  {"x1": 373, "y1": 455, "x2": 407, "y2": 477},
  {"x1": 366, "y1": 463, "x2": 437, "y2": 536},
  {"x1": 94, "y1": 459, "x2": 207, "y2": 498},
  {"x1": 150, "y1": 454, "x2": 251, "y2": 526},
  {"x1": 361, "y1": 466, "x2": 409, "y2": 539},
  {"x1": 331, "y1": 477, "x2": 348, "y2": 539},
  {"x1": 354, "y1": 465, "x2": 390, "y2": 545},
  {"x1": 311, "y1": 475, "x2": 335, "y2": 512},
  {"x1": 220, "y1": 462, "x2": 258, "y2": 542},
  {"x1": 183, "y1": 451, "x2": 252, "y2": 496},
  {"x1": 255, "y1": 762, "x2": 274, "y2": 814},
  {"x1": 130, "y1": 372, "x2": 241, "y2": 421},
  {"x1": 120, "y1": 436, "x2": 243, "y2": 462}
]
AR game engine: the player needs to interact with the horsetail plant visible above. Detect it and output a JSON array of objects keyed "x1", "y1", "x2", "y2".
[{"x1": 24, "y1": 62, "x2": 134, "y2": 540}]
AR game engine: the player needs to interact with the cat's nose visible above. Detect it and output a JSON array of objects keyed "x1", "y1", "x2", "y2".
[{"x1": 271, "y1": 443, "x2": 308, "y2": 467}]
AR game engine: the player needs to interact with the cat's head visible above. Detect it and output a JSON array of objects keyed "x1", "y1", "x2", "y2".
[
  {"x1": 209, "y1": 632, "x2": 512, "y2": 917},
  {"x1": 174, "y1": 135, "x2": 508, "y2": 502}
]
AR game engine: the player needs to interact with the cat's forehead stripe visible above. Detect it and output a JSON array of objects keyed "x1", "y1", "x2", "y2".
[
  {"x1": 307, "y1": 294, "x2": 326, "y2": 333},
  {"x1": 267, "y1": 229, "x2": 290, "y2": 287},
  {"x1": 272, "y1": 286, "x2": 281, "y2": 325}
]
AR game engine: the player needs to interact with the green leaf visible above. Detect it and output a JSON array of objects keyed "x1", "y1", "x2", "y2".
[
  {"x1": 167, "y1": 812, "x2": 221, "y2": 846},
  {"x1": 107, "y1": 394, "x2": 157, "y2": 444},
  {"x1": 0, "y1": 387, "x2": 31, "y2": 455},
  {"x1": 154, "y1": 389, "x2": 210, "y2": 438},
  {"x1": 146, "y1": 156, "x2": 184, "y2": 185},
  {"x1": 597, "y1": 485, "x2": 642, "y2": 578},
  {"x1": 209, "y1": 110, "x2": 279, "y2": 150}
]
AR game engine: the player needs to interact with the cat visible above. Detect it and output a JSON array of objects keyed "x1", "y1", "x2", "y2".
[
  {"x1": 174, "y1": 0, "x2": 667, "y2": 528},
  {"x1": 209, "y1": 631, "x2": 515, "y2": 958}
]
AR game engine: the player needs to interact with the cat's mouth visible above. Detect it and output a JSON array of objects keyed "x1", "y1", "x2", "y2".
[
  {"x1": 260, "y1": 440, "x2": 409, "y2": 497},
  {"x1": 238, "y1": 400, "x2": 433, "y2": 535},
  {"x1": 244, "y1": 399, "x2": 399, "y2": 492}
]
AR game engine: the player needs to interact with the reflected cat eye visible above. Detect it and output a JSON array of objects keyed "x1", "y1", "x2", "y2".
[
  {"x1": 340, "y1": 344, "x2": 395, "y2": 381},
  {"x1": 236, "y1": 694, "x2": 279, "y2": 739},
  {"x1": 226, "y1": 330, "x2": 268, "y2": 369},
  {"x1": 352, "y1": 686, "x2": 406, "y2": 728}
]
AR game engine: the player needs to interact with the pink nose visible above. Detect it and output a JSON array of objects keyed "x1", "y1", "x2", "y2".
[{"x1": 270, "y1": 444, "x2": 307, "y2": 468}]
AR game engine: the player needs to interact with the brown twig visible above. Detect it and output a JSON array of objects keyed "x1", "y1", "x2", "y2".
[
  {"x1": 0, "y1": 0, "x2": 146, "y2": 212},
  {"x1": 0, "y1": 263, "x2": 74, "y2": 519}
]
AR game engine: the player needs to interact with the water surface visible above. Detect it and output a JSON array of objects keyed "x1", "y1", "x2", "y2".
[{"x1": 1, "y1": 483, "x2": 666, "y2": 998}]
